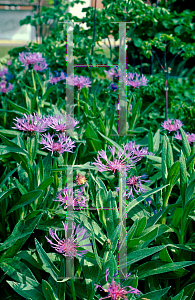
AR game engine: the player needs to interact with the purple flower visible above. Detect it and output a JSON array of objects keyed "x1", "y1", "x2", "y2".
[
  {"x1": 0, "y1": 81, "x2": 13, "y2": 93},
  {"x1": 94, "y1": 269, "x2": 141, "y2": 300},
  {"x1": 145, "y1": 196, "x2": 152, "y2": 206},
  {"x1": 48, "y1": 113, "x2": 79, "y2": 132},
  {"x1": 66, "y1": 75, "x2": 92, "y2": 90},
  {"x1": 108, "y1": 82, "x2": 118, "y2": 91},
  {"x1": 54, "y1": 186, "x2": 87, "y2": 209},
  {"x1": 129, "y1": 104, "x2": 132, "y2": 113},
  {"x1": 12, "y1": 113, "x2": 49, "y2": 134},
  {"x1": 104, "y1": 67, "x2": 125, "y2": 78},
  {"x1": 7, "y1": 60, "x2": 12, "y2": 66},
  {"x1": 18, "y1": 52, "x2": 48, "y2": 71},
  {"x1": 45, "y1": 221, "x2": 92, "y2": 259},
  {"x1": 161, "y1": 119, "x2": 184, "y2": 133},
  {"x1": 174, "y1": 131, "x2": 195, "y2": 144},
  {"x1": 121, "y1": 72, "x2": 148, "y2": 88},
  {"x1": 116, "y1": 174, "x2": 150, "y2": 199},
  {"x1": 49, "y1": 71, "x2": 66, "y2": 84},
  {"x1": 0, "y1": 67, "x2": 9, "y2": 79},
  {"x1": 39, "y1": 133, "x2": 75, "y2": 155},
  {"x1": 124, "y1": 141, "x2": 154, "y2": 159},
  {"x1": 92, "y1": 145, "x2": 140, "y2": 174}
]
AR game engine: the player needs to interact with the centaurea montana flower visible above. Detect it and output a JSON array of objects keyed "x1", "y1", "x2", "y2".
[
  {"x1": 161, "y1": 119, "x2": 183, "y2": 133},
  {"x1": 92, "y1": 145, "x2": 141, "y2": 174},
  {"x1": 124, "y1": 141, "x2": 154, "y2": 159},
  {"x1": 0, "y1": 81, "x2": 13, "y2": 93},
  {"x1": 54, "y1": 186, "x2": 87, "y2": 209},
  {"x1": 0, "y1": 67, "x2": 9, "y2": 79},
  {"x1": 66, "y1": 74, "x2": 92, "y2": 90},
  {"x1": 104, "y1": 67, "x2": 125, "y2": 78},
  {"x1": 18, "y1": 52, "x2": 48, "y2": 71},
  {"x1": 39, "y1": 133, "x2": 75, "y2": 155},
  {"x1": 45, "y1": 221, "x2": 92, "y2": 259},
  {"x1": 116, "y1": 174, "x2": 150, "y2": 199},
  {"x1": 49, "y1": 71, "x2": 66, "y2": 84},
  {"x1": 12, "y1": 113, "x2": 49, "y2": 134},
  {"x1": 121, "y1": 72, "x2": 148, "y2": 88},
  {"x1": 108, "y1": 82, "x2": 118, "y2": 91},
  {"x1": 94, "y1": 269, "x2": 141, "y2": 300},
  {"x1": 174, "y1": 131, "x2": 195, "y2": 144},
  {"x1": 48, "y1": 113, "x2": 79, "y2": 132}
]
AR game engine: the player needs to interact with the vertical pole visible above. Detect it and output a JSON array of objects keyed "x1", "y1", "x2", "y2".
[
  {"x1": 66, "y1": 22, "x2": 74, "y2": 291},
  {"x1": 118, "y1": 22, "x2": 127, "y2": 279}
]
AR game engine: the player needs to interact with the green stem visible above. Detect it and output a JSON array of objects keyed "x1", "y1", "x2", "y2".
[
  {"x1": 66, "y1": 259, "x2": 76, "y2": 300},
  {"x1": 119, "y1": 174, "x2": 123, "y2": 220},
  {"x1": 70, "y1": 279, "x2": 76, "y2": 300},
  {"x1": 77, "y1": 91, "x2": 80, "y2": 119},
  {"x1": 2, "y1": 96, "x2": 7, "y2": 128}
]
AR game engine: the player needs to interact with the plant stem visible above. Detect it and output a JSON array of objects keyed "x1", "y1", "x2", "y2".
[{"x1": 77, "y1": 91, "x2": 80, "y2": 119}]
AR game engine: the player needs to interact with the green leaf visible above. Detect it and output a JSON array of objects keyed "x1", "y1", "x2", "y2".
[
  {"x1": 85, "y1": 124, "x2": 102, "y2": 152},
  {"x1": 43, "y1": 153, "x2": 52, "y2": 179},
  {"x1": 42, "y1": 85, "x2": 56, "y2": 101},
  {"x1": 135, "y1": 217, "x2": 147, "y2": 237},
  {"x1": 124, "y1": 185, "x2": 169, "y2": 219},
  {"x1": 57, "y1": 260, "x2": 66, "y2": 298},
  {"x1": 7, "y1": 281, "x2": 45, "y2": 300},
  {"x1": 96, "y1": 129, "x2": 123, "y2": 152},
  {"x1": 179, "y1": 125, "x2": 191, "y2": 159},
  {"x1": 137, "y1": 261, "x2": 195, "y2": 279},
  {"x1": 180, "y1": 150, "x2": 188, "y2": 207},
  {"x1": 0, "y1": 188, "x2": 17, "y2": 204},
  {"x1": 119, "y1": 245, "x2": 167, "y2": 270},
  {"x1": 167, "y1": 137, "x2": 174, "y2": 170},
  {"x1": 35, "y1": 239, "x2": 59, "y2": 281},
  {"x1": 136, "y1": 287, "x2": 171, "y2": 300},
  {"x1": 42, "y1": 280, "x2": 59, "y2": 300},
  {"x1": 162, "y1": 135, "x2": 168, "y2": 185},
  {"x1": 0, "y1": 258, "x2": 40, "y2": 288},
  {"x1": 172, "y1": 208, "x2": 183, "y2": 228},
  {"x1": 127, "y1": 227, "x2": 159, "y2": 249},
  {"x1": 1, "y1": 214, "x2": 43, "y2": 259},
  {"x1": 153, "y1": 129, "x2": 161, "y2": 153},
  {"x1": 8, "y1": 100, "x2": 30, "y2": 115},
  {"x1": 7, "y1": 190, "x2": 43, "y2": 214}
]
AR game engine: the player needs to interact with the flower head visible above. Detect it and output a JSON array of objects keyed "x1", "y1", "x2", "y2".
[
  {"x1": 18, "y1": 52, "x2": 48, "y2": 71},
  {"x1": 76, "y1": 173, "x2": 87, "y2": 185},
  {"x1": 104, "y1": 67, "x2": 125, "y2": 78},
  {"x1": 121, "y1": 72, "x2": 148, "y2": 88},
  {"x1": 116, "y1": 174, "x2": 150, "y2": 199},
  {"x1": 124, "y1": 141, "x2": 154, "y2": 159},
  {"x1": 129, "y1": 104, "x2": 132, "y2": 113},
  {"x1": 12, "y1": 113, "x2": 49, "y2": 134},
  {"x1": 39, "y1": 133, "x2": 75, "y2": 155},
  {"x1": 94, "y1": 269, "x2": 141, "y2": 300},
  {"x1": 0, "y1": 81, "x2": 13, "y2": 93},
  {"x1": 49, "y1": 71, "x2": 66, "y2": 84},
  {"x1": 54, "y1": 186, "x2": 87, "y2": 209},
  {"x1": 45, "y1": 221, "x2": 92, "y2": 259},
  {"x1": 161, "y1": 119, "x2": 183, "y2": 133},
  {"x1": 48, "y1": 113, "x2": 79, "y2": 132},
  {"x1": 92, "y1": 145, "x2": 140, "y2": 174},
  {"x1": 108, "y1": 82, "x2": 118, "y2": 91},
  {"x1": 66, "y1": 75, "x2": 92, "y2": 90},
  {"x1": 0, "y1": 67, "x2": 9, "y2": 79},
  {"x1": 174, "y1": 131, "x2": 195, "y2": 144}
]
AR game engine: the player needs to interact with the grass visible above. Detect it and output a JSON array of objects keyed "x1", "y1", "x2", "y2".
[{"x1": 0, "y1": 46, "x2": 14, "y2": 59}]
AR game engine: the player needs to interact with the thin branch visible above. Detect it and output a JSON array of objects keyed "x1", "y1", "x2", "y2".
[{"x1": 152, "y1": 50, "x2": 165, "y2": 71}]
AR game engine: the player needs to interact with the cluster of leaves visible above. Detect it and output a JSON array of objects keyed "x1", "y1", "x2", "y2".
[{"x1": 1, "y1": 0, "x2": 195, "y2": 299}]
